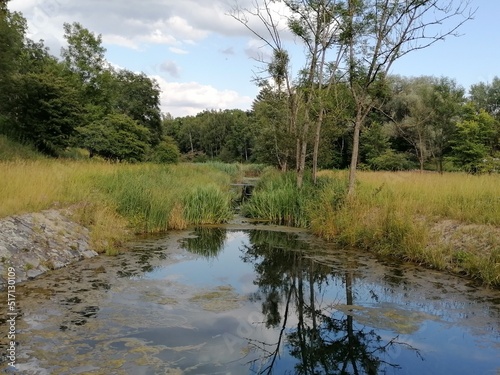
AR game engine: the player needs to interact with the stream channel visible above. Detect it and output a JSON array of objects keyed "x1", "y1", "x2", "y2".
[{"x1": 1, "y1": 225, "x2": 499, "y2": 374}]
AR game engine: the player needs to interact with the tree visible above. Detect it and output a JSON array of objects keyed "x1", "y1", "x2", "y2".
[
  {"x1": 77, "y1": 113, "x2": 151, "y2": 162},
  {"x1": 285, "y1": 0, "x2": 346, "y2": 184},
  {"x1": 340, "y1": 0, "x2": 474, "y2": 194},
  {"x1": 252, "y1": 84, "x2": 297, "y2": 169},
  {"x1": 61, "y1": 22, "x2": 106, "y2": 86},
  {"x1": 451, "y1": 104, "x2": 497, "y2": 173},
  {"x1": 148, "y1": 136, "x2": 180, "y2": 164},
  {"x1": 0, "y1": 1, "x2": 26, "y2": 125},
  {"x1": 469, "y1": 77, "x2": 500, "y2": 119},
  {"x1": 11, "y1": 63, "x2": 82, "y2": 155},
  {"x1": 385, "y1": 76, "x2": 464, "y2": 172},
  {"x1": 113, "y1": 69, "x2": 163, "y2": 144},
  {"x1": 230, "y1": 1, "x2": 305, "y2": 184}
]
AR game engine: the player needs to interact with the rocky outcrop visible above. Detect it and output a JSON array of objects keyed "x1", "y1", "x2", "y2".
[{"x1": 0, "y1": 209, "x2": 98, "y2": 290}]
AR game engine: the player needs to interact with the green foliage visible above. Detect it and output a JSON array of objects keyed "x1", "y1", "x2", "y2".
[
  {"x1": 182, "y1": 186, "x2": 234, "y2": 225},
  {"x1": 451, "y1": 106, "x2": 497, "y2": 173},
  {"x1": 0, "y1": 6, "x2": 26, "y2": 119},
  {"x1": 11, "y1": 66, "x2": 82, "y2": 155},
  {"x1": 113, "y1": 70, "x2": 163, "y2": 143},
  {"x1": 469, "y1": 77, "x2": 500, "y2": 118},
  {"x1": 61, "y1": 22, "x2": 106, "y2": 85},
  {"x1": 252, "y1": 85, "x2": 296, "y2": 169},
  {"x1": 148, "y1": 137, "x2": 180, "y2": 164},
  {"x1": 369, "y1": 150, "x2": 415, "y2": 171},
  {"x1": 77, "y1": 113, "x2": 151, "y2": 162}
]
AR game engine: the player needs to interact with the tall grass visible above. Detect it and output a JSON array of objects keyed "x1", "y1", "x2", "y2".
[
  {"x1": 242, "y1": 170, "x2": 347, "y2": 228},
  {"x1": 0, "y1": 160, "x2": 235, "y2": 254},
  {"x1": 242, "y1": 169, "x2": 499, "y2": 285},
  {"x1": 0, "y1": 135, "x2": 44, "y2": 161},
  {"x1": 312, "y1": 170, "x2": 500, "y2": 286},
  {"x1": 183, "y1": 186, "x2": 233, "y2": 225}
]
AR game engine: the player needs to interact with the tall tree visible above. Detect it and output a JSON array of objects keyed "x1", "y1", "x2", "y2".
[
  {"x1": 285, "y1": 0, "x2": 346, "y2": 184},
  {"x1": 230, "y1": 1, "x2": 305, "y2": 184},
  {"x1": 450, "y1": 104, "x2": 498, "y2": 173},
  {"x1": 340, "y1": 0, "x2": 474, "y2": 194},
  {"x1": 113, "y1": 69, "x2": 163, "y2": 144},
  {"x1": 61, "y1": 22, "x2": 106, "y2": 86},
  {"x1": 0, "y1": 1, "x2": 26, "y2": 127},
  {"x1": 12, "y1": 62, "x2": 83, "y2": 155}
]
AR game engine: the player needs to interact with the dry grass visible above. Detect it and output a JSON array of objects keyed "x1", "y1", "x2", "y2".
[
  {"x1": 314, "y1": 170, "x2": 500, "y2": 286},
  {"x1": 0, "y1": 160, "x2": 235, "y2": 255}
]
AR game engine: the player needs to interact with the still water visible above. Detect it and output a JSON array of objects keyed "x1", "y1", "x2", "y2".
[{"x1": 1, "y1": 228, "x2": 499, "y2": 374}]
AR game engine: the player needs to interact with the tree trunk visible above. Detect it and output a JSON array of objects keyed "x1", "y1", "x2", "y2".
[
  {"x1": 297, "y1": 124, "x2": 309, "y2": 189},
  {"x1": 312, "y1": 109, "x2": 324, "y2": 184},
  {"x1": 348, "y1": 117, "x2": 362, "y2": 195}
]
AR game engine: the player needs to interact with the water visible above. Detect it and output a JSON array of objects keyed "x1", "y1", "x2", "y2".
[{"x1": 1, "y1": 228, "x2": 499, "y2": 374}]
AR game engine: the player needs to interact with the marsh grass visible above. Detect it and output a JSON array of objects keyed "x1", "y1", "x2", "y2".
[
  {"x1": 242, "y1": 170, "x2": 347, "y2": 228},
  {"x1": 1, "y1": 160, "x2": 235, "y2": 255},
  {"x1": 313, "y1": 170, "x2": 500, "y2": 286},
  {"x1": 183, "y1": 186, "x2": 234, "y2": 225}
]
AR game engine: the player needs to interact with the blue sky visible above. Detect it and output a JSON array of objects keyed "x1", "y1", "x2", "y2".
[{"x1": 9, "y1": 0, "x2": 499, "y2": 118}]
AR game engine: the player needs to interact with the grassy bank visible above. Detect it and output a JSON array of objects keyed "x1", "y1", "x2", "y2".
[
  {"x1": 0, "y1": 160, "x2": 236, "y2": 254},
  {"x1": 243, "y1": 170, "x2": 500, "y2": 286}
]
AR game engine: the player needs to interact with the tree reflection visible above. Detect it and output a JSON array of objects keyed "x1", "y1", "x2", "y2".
[
  {"x1": 243, "y1": 230, "x2": 420, "y2": 375},
  {"x1": 180, "y1": 227, "x2": 227, "y2": 258}
]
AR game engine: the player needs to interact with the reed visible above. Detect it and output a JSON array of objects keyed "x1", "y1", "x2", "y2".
[
  {"x1": 0, "y1": 160, "x2": 235, "y2": 254},
  {"x1": 312, "y1": 170, "x2": 500, "y2": 286},
  {"x1": 242, "y1": 170, "x2": 346, "y2": 228}
]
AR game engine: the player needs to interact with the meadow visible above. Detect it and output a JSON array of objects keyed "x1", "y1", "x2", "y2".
[
  {"x1": 1, "y1": 136, "x2": 498, "y2": 285},
  {"x1": 0, "y1": 159, "x2": 238, "y2": 254},
  {"x1": 243, "y1": 169, "x2": 500, "y2": 286}
]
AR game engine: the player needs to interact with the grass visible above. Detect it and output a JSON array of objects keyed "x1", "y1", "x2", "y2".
[
  {"x1": 312, "y1": 170, "x2": 500, "y2": 286},
  {"x1": 0, "y1": 135, "x2": 45, "y2": 161},
  {"x1": 241, "y1": 170, "x2": 319, "y2": 227},
  {"x1": 0, "y1": 160, "x2": 236, "y2": 255},
  {"x1": 242, "y1": 169, "x2": 500, "y2": 287}
]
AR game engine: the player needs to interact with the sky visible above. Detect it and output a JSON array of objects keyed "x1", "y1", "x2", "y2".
[{"x1": 8, "y1": 0, "x2": 500, "y2": 118}]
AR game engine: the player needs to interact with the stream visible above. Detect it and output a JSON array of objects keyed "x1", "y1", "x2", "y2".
[{"x1": 1, "y1": 227, "x2": 499, "y2": 374}]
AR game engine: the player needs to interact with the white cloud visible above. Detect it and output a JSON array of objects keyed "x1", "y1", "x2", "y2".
[
  {"x1": 169, "y1": 47, "x2": 189, "y2": 55},
  {"x1": 153, "y1": 76, "x2": 253, "y2": 117},
  {"x1": 103, "y1": 34, "x2": 140, "y2": 50}
]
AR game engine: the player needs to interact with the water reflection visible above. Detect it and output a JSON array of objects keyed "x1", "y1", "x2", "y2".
[
  {"x1": 181, "y1": 227, "x2": 227, "y2": 258},
  {"x1": 242, "y1": 231, "x2": 421, "y2": 374},
  {"x1": 0, "y1": 229, "x2": 498, "y2": 374}
]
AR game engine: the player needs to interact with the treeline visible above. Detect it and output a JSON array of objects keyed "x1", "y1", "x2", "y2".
[
  {"x1": 1, "y1": 1, "x2": 499, "y2": 173},
  {"x1": 164, "y1": 75, "x2": 500, "y2": 173},
  {"x1": 0, "y1": 2, "x2": 179, "y2": 162}
]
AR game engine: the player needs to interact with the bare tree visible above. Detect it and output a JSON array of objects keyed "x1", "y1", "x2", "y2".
[
  {"x1": 230, "y1": 0, "x2": 346, "y2": 187},
  {"x1": 342, "y1": 0, "x2": 475, "y2": 195},
  {"x1": 229, "y1": 0, "x2": 303, "y2": 179},
  {"x1": 284, "y1": 0, "x2": 347, "y2": 184}
]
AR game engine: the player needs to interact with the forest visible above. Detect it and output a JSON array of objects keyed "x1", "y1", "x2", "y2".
[{"x1": 0, "y1": 0, "x2": 498, "y2": 178}]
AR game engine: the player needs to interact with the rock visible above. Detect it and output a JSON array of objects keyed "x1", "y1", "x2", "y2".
[{"x1": 0, "y1": 209, "x2": 98, "y2": 290}]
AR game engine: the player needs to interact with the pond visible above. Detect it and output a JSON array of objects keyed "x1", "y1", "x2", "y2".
[{"x1": 1, "y1": 227, "x2": 499, "y2": 374}]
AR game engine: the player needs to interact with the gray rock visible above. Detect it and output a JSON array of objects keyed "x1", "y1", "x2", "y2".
[{"x1": 0, "y1": 209, "x2": 99, "y2": 289}]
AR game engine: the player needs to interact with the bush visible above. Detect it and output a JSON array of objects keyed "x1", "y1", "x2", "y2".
[
  {"x1": 369, "y1": 150, "x2": 415, "y2": 171},
  {"x1": 149, "y1": 137, "x2": 180, "y2": 164}
]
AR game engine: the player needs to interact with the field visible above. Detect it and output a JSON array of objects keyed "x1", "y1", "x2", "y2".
[
  {"x1": 1, "y1": 151, "x2": 498, "y2": 285},
  {"x1": 0, "y1": 160, "x2": 237, "y2": 254},
  {"x1": 243, "y1": 169, "x2": 500, "y2": 286}
]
